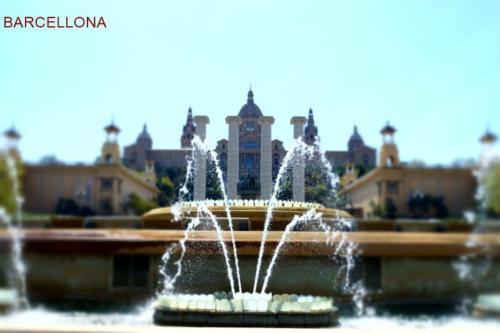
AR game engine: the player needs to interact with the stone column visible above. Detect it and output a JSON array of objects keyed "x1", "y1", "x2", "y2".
[
  {"x1": 258, "y1": 116, "x2": 275, "y2": 199},
  {"x1": 225, "y1": 116, "x2": 242, "y2": 199},
  {"x1": 193, "y1": 116, "x2": 210, "y2": 201},
  {"x1": 290, "y1": 116, "x2": 307, "y2": 202}
]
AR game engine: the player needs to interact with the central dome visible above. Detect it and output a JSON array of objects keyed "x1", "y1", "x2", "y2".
[
  {"x1": 137, "y1": 124, "x2": 153, "y2": 149},
  {"x1": 238, "y1": 89, "x2": 263, "y2": 118}
]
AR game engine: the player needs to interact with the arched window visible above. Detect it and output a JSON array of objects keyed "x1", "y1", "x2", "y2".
[
  {"x1": 242, "y1": 140, "x2": 259, "y2": 150},
  {"x1": 386, "y1": 156, "x2": 395, "y2": 167}
]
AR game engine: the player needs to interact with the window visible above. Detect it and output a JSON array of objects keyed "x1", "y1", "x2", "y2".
[
  {"x1": 245, "y1": 155, "x2": 255, "y2": 169},
  {"x1": 363, "y1": 154, "x2": 369, "y2": 165},
  {"x1": 100, "y1": 199, "x2": 113, "y2": 214},
  {"x1": 273, "y1": 153, "x2": 279, "y2": 166},
  {"x1": 100, "y1": 178, "x2": 113, "y2": 191},
  {"x1": 131, "y1": 152, "x2": 138, "y2": 164},
  {"x1": 245, "y1": 121, "x2": 256, "y2": 133},
  {"x1": 242, "y1": 140, "x2": 259, "y2": 150},
  {"x1": 112, "y1": 255, "x2": 150, "y2": 289},
  {"x1": 385, "y1": 156, "x2": 396, "y2": 167},
  {"x1": 386, "y1": 181, "x2": 399, "y2": 195}
]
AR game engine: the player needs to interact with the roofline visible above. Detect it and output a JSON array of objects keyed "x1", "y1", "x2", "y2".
[
  {"x1": 342, "y1": 166, "x2": 474, "y2": 193},
  {"x1": 24, "y1": 163, "x2": 159, "y2": 194}
]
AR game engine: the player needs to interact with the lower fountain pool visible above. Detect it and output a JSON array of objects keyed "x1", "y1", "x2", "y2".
[
  {"x1": 153, "y1": 293, "x2": 338, "y2": 327},
  {"x1": 1, "y1": 304, "x2": 499, "y2": 329}
]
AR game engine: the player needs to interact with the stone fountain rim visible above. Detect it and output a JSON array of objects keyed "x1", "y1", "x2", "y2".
[{"x1": 143, "y1": 206, "x2": 351, "y2": 219}]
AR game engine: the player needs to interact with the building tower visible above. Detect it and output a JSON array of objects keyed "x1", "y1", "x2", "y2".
[
  {"x1": 304, "y1": 108, "x2": 318, "y2": 145},
  {"x1": 342, "y1": 162, "x2": 358, "y2": 187},
  {"x1": 4, "y1": 126, "x2": 21, "y2": 153},
  {"x1": 181, "y1": 107, "x2": 197, "y2": 148},
  {"x1": 258, "y1": 116, "x2": 274, "y2": 199},
  {"x1": 238, "y1": 88, "x2": 264, "y2": 198},
  {"x1": 144, "y1": 158, "x2": 156, "y2": 185},
  {"x1": 378, "y1": 122, "x2": 399, "y2": 168},
  {"x1": 137, "y1": 124, "x2": 153, "y2": 150},
  {"x1": 193, "y1": 115, "x2": 210, "y2": 201},
  {"x1": 100, "y1": 121, "x2": 121, "y2": 164},
  {"x1": 348, "y1": 126, "x2": 364, "y2": 152},
  {"x1": 226, "y1": 116, "x2": 242, "y2": 199},
  {"x1": 290, "y1": 116, "x2": 307, "y2": 202}
]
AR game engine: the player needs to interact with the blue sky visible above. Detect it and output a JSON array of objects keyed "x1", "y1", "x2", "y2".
[{"x1": 1, "y1": 0, "x2": 499, "y2": 164}]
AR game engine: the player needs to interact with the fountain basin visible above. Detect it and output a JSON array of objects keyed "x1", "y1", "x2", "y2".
[
  {"x1": 143, "y1": 201, "x2": 351, "y2": 231},
  {"x1": 154, "y1": 293, "x2": 338, "y2": 327}
]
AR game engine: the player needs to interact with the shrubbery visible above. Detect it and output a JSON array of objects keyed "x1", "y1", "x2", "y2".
[
  {"x1": 127, "y1": 192, "x2": 158, "y2": 215},
  {"x1": 55, "y1": 197, "x2": 95, "y2": 216}
]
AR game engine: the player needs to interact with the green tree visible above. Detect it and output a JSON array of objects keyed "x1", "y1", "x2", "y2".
[
  {"x1": 127, "y1": 192, "x2": 158, "y2": 215},
  {"x1": 408, "y1": 193, "x2": 449, "y2": 219},
  {"x1": 206, "y1": 158, "x2": 223, "y2": 199},
  {"x1": 156, "y1": 176, "x2": 175, "y2": 206},
  {"x1": 384, "y1": 198, "x2": 397, "y2": 219},
  {"x1": 55, "y1": 198, "x2": 80, "y2": 215},
  {"x1": 369, "y1": 200, "x2": 383, "y2": 218},
  {"x1": 485, "y1": 164, "x2": 500, "y2": 216},
  {"x1": 370, "y1": 198, "x2": 397, "y2": 219},
  {"x1": 276, "y1": 156, "x2": 344, "y2": 208},
  {"x1": 0, "y1": 152, "x2": 23, "y2": 216}
]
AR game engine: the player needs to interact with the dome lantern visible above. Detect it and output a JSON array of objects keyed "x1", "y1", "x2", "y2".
[
  {"x1": 4, "y1": 126, "x2": 21, "y2": 141},
  {"x1": 380, "y1": 121, "x2": 397, "y2": 143},
  {"x1": 104, "y1": 120, "x2": 120, "y2": 143},
  {"x1": 480, "y1": 129, "x2": 497, "y2": 145},
  {"x1": 238, "y1": 88, "x2": 263, "y2": 118}
]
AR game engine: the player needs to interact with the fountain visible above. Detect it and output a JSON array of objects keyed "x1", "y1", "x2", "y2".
[
  {"x1": 0, "y1": 129, "x2": 28, "y2": 312},
  {"x1": 0, "y1": 120, "x2": 498, "y2": 330},
  {"x1": 467, "y1": 131, "x2": 500, "y2": 318},
  {"x1": 148, "y1": 117, "x2": 354, "y2": 327}
]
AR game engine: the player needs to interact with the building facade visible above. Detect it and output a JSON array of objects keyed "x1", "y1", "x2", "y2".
[
  {"x1": 23, "y1": 123, "x2": 159, "y2": 215},
  {"x1": 342, "y1": 124, "x2": 477, "y2": 218},
  {"x1": 122, "y1": 89, "x2": 377, "y2": 199}
]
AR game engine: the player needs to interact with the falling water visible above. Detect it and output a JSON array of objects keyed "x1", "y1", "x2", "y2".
[
  {"x1": 160, "y1": 136, "x2": 240, "y2": 295},
  {"x1": 160, "y1": 201, "x2": 238, "y2": 295},
  {"x1": 191, "y1": 135, "x2": 242, "y2": 292},
  {"x1": 178, "y1": 159, "x2": 194, "y2": 202},
  {"x1": 452, "y1": 140, "x2": 499, "y2": 312},
  {"x1": 252, "y1": 138, "x2": 314, "y2": 293},
  {"x1": 0, "y1": 149, "x2": 29, "y2": 309},
  {"x1": 475, "y1": 139, "x2": 500, "y2": 219},
  {"x1": 454, "y1": 142, "x2": 499, "y2": 257},
  {"x1": 160, "y1": 209, "x2": 199, "y2": 293},
  {"x1": 208, "y1": 149, "x2": 242, "y2": 293},
  {"x1": 260, "y1": 209, "x2": 322, "y2": 293},
  {"x1": 160, "y1": 133, "x2": 358, "y2": 299},
  {"x1": 197, "y1": 204, "x2": 236, "y2": 295}
]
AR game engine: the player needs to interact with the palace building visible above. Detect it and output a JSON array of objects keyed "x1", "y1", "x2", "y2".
[
  {"x1": 341, "y1": 123, "x2": 481, "y2": 219},
  {"x1": 123, "y1": 89, "x2": 376, "y2": 199},
  {"x1": 22, "y1": 123, "x2": 159, "y2": 215}
]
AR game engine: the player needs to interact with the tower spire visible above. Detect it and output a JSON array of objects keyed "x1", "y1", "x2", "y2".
[
  {"x1": 247, "y1": 86, "x2": 254, "y2": 103},
  {"x1": 181, "y1": 106, "x2": 196, "y2": 148},
  {"x1": 187, "y1": 106, "x2": 193, "y2": 123},
  {"x1": 307, "y1": 107, "x2": 315, "y2": 125},
  {"x1": 304, "y1": 107, "x2": 318, "y2": 145}
]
